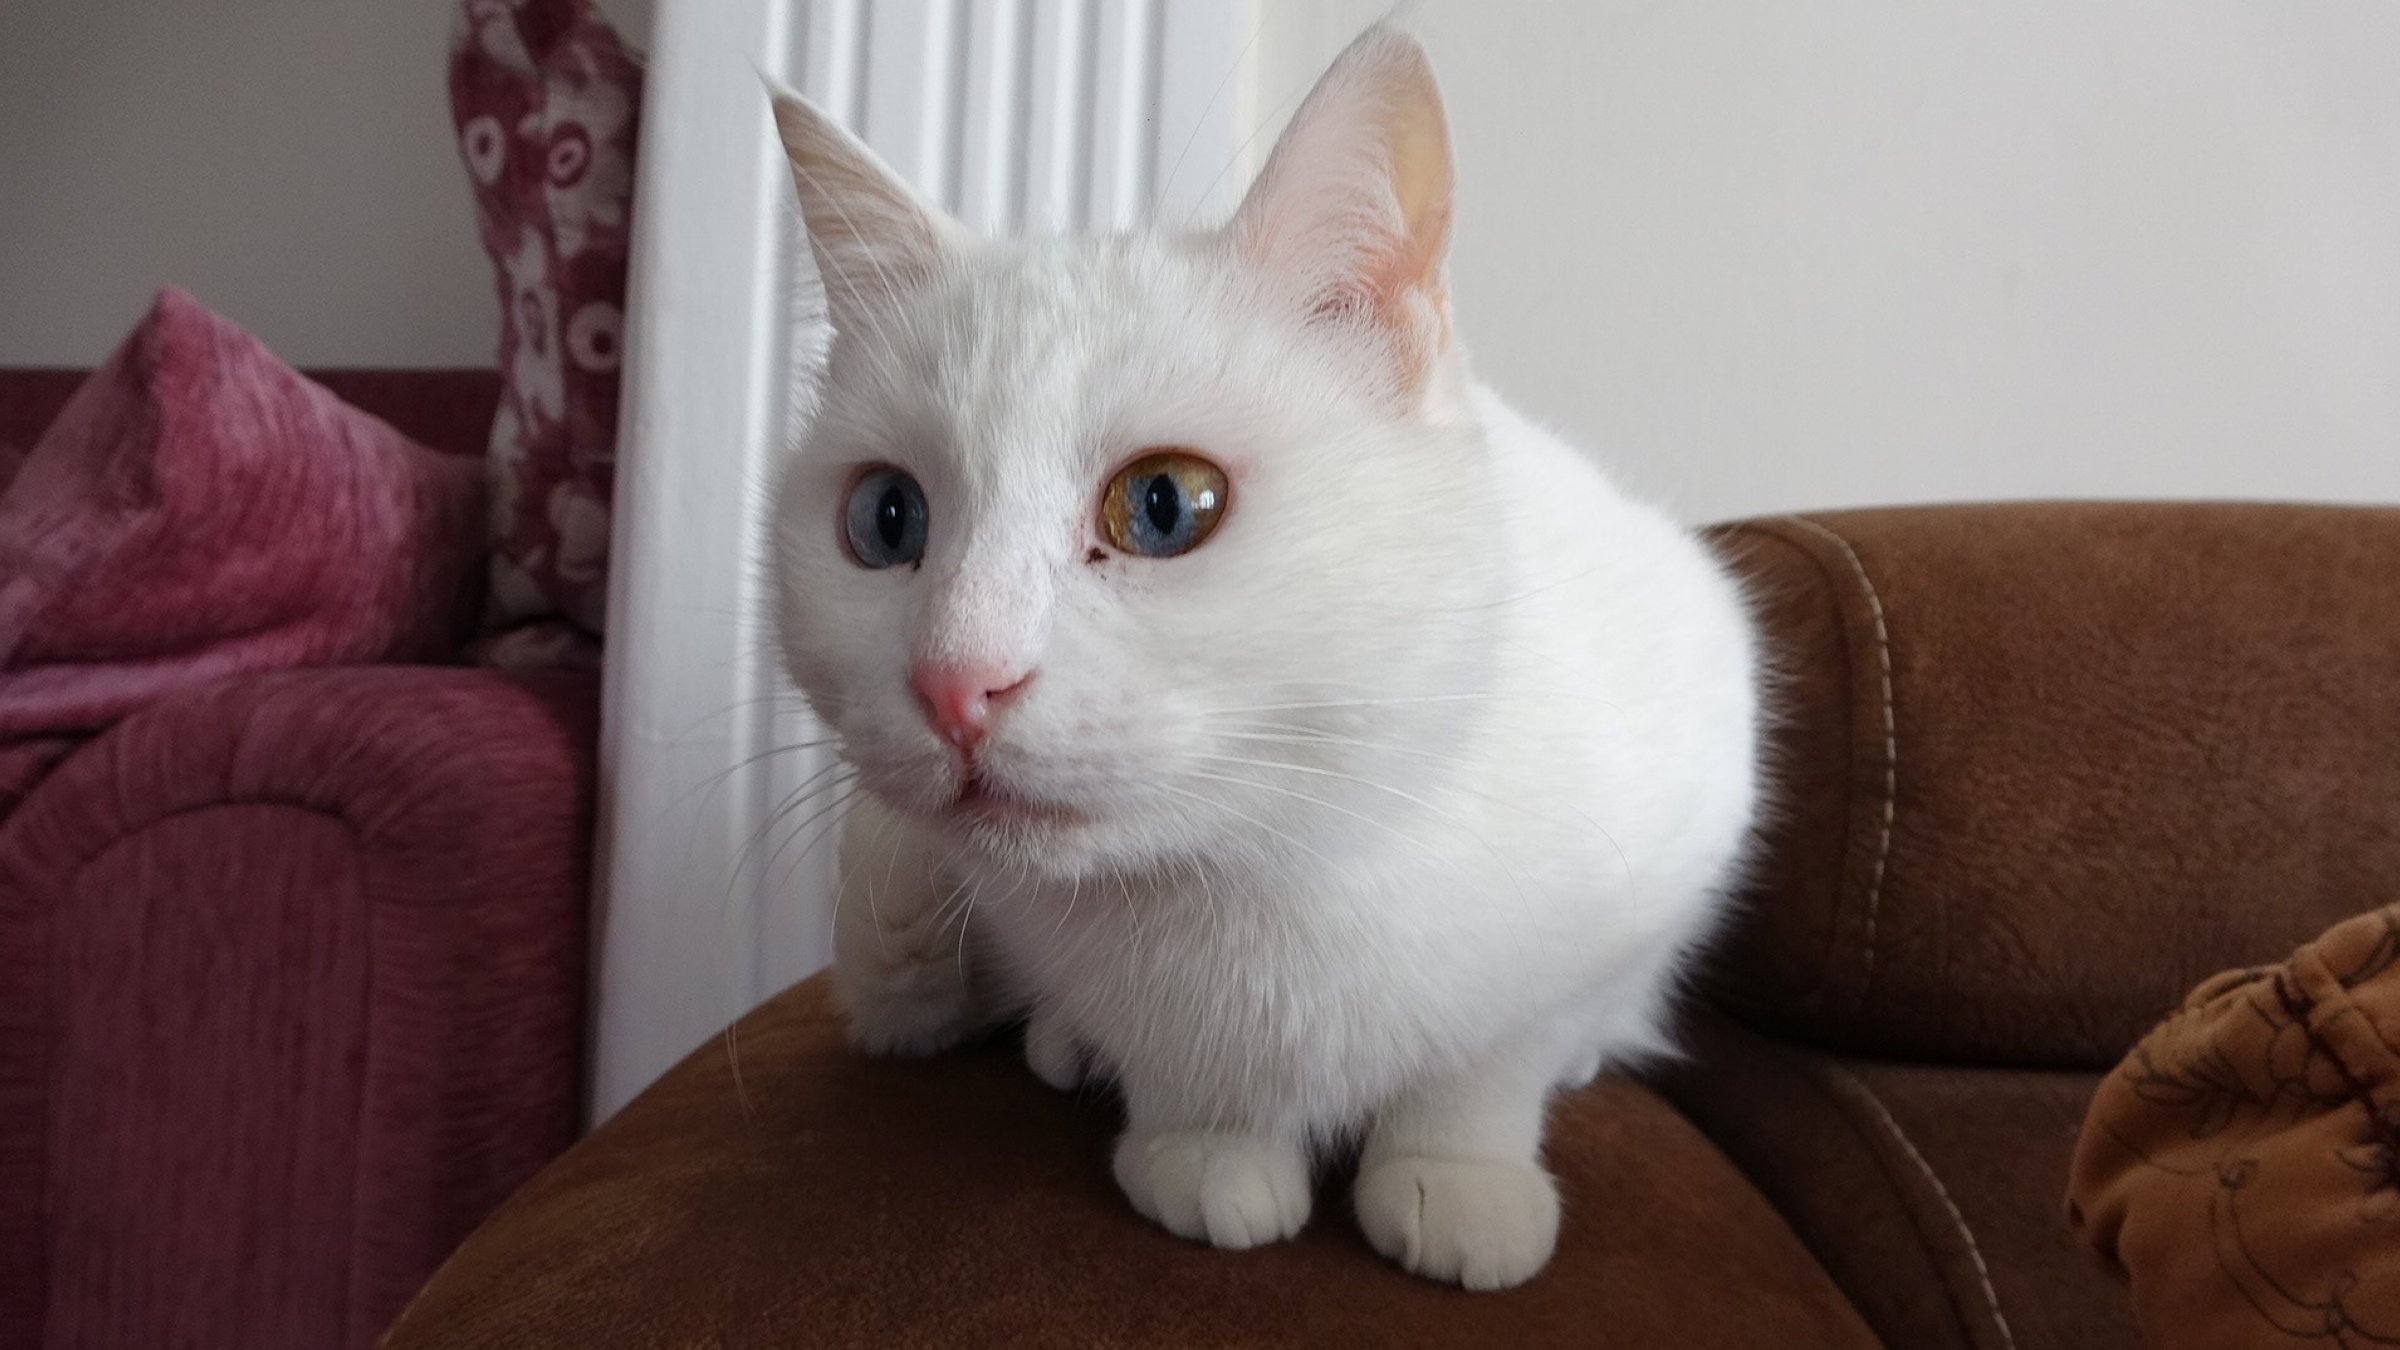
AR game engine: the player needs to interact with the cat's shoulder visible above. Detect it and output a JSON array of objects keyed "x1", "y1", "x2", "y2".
[
  {"x1": 1466, "y1": 380, "x2": 1690, "y2": 549},
  {"x1": 1466, "y1": 378, "x2": 1752, "y2": 633}
]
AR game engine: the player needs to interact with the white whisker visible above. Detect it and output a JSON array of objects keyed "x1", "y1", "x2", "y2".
[
  {"x1": 1205, "y1": 691, "x2": 1622, "y2": 717},
  {"x1": 762, "y1": 784, "x2": 868, "y2": 899},
  {"x1": 1148, "y1": 777, "x2": 1343, "y2": 875},
  {"x1": 728, "y1": 764, "x2": 858, "y2": 900}
]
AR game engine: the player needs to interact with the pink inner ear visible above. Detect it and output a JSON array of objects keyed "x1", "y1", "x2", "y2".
[
  {"x1": 771, "y1": 91, "x2": 967, "y2": 337},
  {"x1": 1231, "y1": 27, "x2": 1456, "y2": 399}
]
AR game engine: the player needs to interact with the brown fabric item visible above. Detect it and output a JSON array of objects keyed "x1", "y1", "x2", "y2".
[
  {"x1": 1712, "y1": 503, "x2": 2400, "y2": 1067},
  {"x1": 2068, "y1": 904, "x2": 2400, "y2": 1350},
  {"x1": 384, "y1": 977, "x2": 1879, "y2": 1349},
  {"x1": 1656, "y1": 1019, "x2": 2137, "y2": 1350}
]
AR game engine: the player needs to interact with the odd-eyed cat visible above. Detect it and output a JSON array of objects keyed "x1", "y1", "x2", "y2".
[{"x1": 767, "y1": 24, "x2": 1760, "y2": 1289}]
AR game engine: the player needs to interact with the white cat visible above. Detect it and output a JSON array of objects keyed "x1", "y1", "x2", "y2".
[{"x1": 766, "y1": 24, "x2": 1760, "y2": 1291}]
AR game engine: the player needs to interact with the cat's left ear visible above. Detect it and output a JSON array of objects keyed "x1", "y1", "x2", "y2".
[
  {"x1": 1230, "y1": 24, "x2": 1455, "y2": 392},
  {"x1": 769, "y1": 87, "x2": 968, "y2": 341}
]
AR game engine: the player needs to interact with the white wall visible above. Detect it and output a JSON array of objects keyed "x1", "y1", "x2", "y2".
[
  {"x1": 7, "y1": 1, "x2": 2393, "y2": 515},
  {"x1": 1265, "y1": 1, "x2": 2400, "y2": 520},
  {"x1": 6, "y1": 0, "x2": 2396, "y2": 514},
  {"x1": 0, "y1": 0, "x2": 651, "y2": 368}
]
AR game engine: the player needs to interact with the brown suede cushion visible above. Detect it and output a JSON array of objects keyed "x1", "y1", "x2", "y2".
[
  {"x1": 1657, "y1": 1019, "x2": 2137, "y2": 1350},
  {"x1": 383, "y1": 977, "x2": 1878, "y2": 1348},
  {"x1": 1712, "y1": 504, "x2": 2400, "y2": 1067},
  {"x1": 2068, "y1": 904, "x2": 2400, "y2": 1350}
]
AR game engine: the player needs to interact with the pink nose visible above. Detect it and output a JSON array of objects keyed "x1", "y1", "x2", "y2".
[{"x1": 909, "y1": 661, "x2": 1032, "y2": 752}]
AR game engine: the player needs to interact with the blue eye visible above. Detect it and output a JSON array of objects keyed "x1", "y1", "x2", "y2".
[
  {"x1": 843, "y1": 467, "x2": 929, "y2": 569},
  {"x1": 1100, "y1": 451, "x2": 1228, "y2": 557}
]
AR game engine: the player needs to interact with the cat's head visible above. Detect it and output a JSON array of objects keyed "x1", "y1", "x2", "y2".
[{"x1": 771, "y1": 27, "x2": 1508, "y2": 878}]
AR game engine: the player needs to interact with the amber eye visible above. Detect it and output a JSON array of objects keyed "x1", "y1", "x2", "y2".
[{"x1": 1099, "y1": 451, "x2": 1228, "y2": 558}]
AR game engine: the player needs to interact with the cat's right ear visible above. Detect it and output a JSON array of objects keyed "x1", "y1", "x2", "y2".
[
  {"x1": 769, "y1": 87, "x2": 966, "y2": 338},
  {"x1": 1228, "y1": 25, "x2": 1455, "y2": 398}
]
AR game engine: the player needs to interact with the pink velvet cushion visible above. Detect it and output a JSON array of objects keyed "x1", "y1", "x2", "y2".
[
  {"x1": 450, "y1": 0, "x2": 642, "y2": 657},
  {"x1": 0, "y1": 288, "x2": 486, "y2": 739}
]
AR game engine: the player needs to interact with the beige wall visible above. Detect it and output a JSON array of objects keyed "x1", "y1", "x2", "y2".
[
  {"x1": 1266, "y1": 1, "x2": 2400, "y2": 519},
  {"x1": 0, "y1": 0, "x2": 651, "y2": 368}
]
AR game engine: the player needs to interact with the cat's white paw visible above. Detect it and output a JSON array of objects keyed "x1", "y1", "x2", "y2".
[
  {"x1": 1023, "y1": 1014, "x2": 1083, "y2": 1091},
  {"x1": 1112, "y1": 1129, "x2": 1311, "y2": 1250},
  {"x1": 1353, "y1": 1156, "x2": 1560, "y2": 1290}
]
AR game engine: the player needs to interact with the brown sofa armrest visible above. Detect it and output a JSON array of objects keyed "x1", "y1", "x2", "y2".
[
  {"x1": 1710, "y1": 502, "x2": 2400, "y2": 1067},
  {"x1": 1656, "y1": 1019, "x2": 2132, "y2": 1350},
  {"x1": 382, "y1": 977, "x2": 1878, "y2": 1348},
  {"x1": 0, "y1": 665, "x2": 597, "y2": 1349}
]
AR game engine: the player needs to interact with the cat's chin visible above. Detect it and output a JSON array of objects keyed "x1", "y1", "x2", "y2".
[
  {"x1": 934, "y1": 813, "x2": 1103, "y2": 878},
  {"x1": 952, "y1": 776, "x2": 1084, "y2": 830},
  {"x1": 881, "y1": 776, "x2": 1107, "y2": 876}
]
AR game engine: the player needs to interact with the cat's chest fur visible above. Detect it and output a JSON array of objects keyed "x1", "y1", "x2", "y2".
[
  {"x1": 977, "y1": 854, "x2": 1481, "y2": 1130},
  {"x1": 958, "y1": 381, "x2": 1759, "y2": 1135}
]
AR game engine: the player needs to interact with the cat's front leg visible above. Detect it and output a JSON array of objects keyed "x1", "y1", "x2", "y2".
[
  {"x1": 1022, "y1": 1009, "x2": 1085, "y2": 1091},
  {"x1": 1353, "y1": 1042, "x2": 1565, "y2": 1290},
  {"x1": 1110, "y1": 1080, "x2": 1312, "y2": 1250},
  {"x1": 829, "y1": 797, "x2": 997, "y2": 1056}
]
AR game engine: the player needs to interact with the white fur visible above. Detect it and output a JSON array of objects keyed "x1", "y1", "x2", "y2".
[{"x1": 767, "y1": 26, "x2": 1760, "y2": 1291}]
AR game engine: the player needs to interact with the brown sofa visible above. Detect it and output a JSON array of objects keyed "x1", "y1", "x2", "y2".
[{"x1": 381, "y1": 503, "x2": 2400, "y2": 1348}]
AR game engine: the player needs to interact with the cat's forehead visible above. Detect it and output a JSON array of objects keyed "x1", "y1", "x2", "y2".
[
  {"x1": 971, "y1": 233, "x2": 1206, "y2": 314},
  {"x1": 852, "y1": 235, "x2": 1250, "y2": 472},
  {"x1": 934, "y1": 235, "x2": 1216, "y2": 369}
]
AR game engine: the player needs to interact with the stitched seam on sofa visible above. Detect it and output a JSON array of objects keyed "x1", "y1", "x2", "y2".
[
  {"x1": 1770, "y1": 1047, "x2": 1982, "y2": 1349},
  {"x1": 1715, "y1": 1031, "x2": 1983, "y2": 1349},
  {"x1": 1822, "y1": 1062, "x2": 2016, "y2": 1350},
  {"x1": 1778, "y1": 516, "x2": 1896, "y2": 1011}
]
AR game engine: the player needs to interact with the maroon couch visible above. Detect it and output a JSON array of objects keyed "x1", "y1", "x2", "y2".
[{"x1": 0, "y1": 370, "x2": 598, "y2": 1349}]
